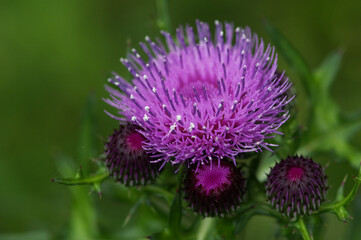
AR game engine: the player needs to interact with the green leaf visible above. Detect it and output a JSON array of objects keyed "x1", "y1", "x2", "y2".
[
  {"x1": 152, "y1": 166, "x2": 184, "y2": 240},
  {"x1": 196, "y1": 218, "x2": 215, "y2": 240},
  {"x1": 54, "y1": 155, "x2": 100, "y2": 240},
  {"x1": 66, "y1": 94, "x2": 99, "y2": 240},
  {"x1": 74, "y1": 165, "x2": 84, "y2": 179},
  {"x1": 314, "y1": 49, "x2": 343, "y2": 92},
  {"x1": 168, "y1": 165, "x2": 185, "y2": 236},
  {"x1": 298, "y1": 119, "x2": 361, "y2": 167},
  {"x1": 257, "y1": 152, "x2": 280, "y2": 183},
  {"x1": 168, "y1": 189, "x2": 182, "y2": 237},
  {"x1": 52, "y1": 167, "x2": 108, "y2": 186},
  {"x1": 319, "y1": 163, "x2": 361, "y2": 222},
  {"x1": 215, "y1": 218, "x2": 235, "y2": 240},
  {"x1": 263, "y1": 21, "x2": 314, "y2": 99},
  {"x1": 298, "y1": 117, "x2": 361, "y2": 150},
  {"x1": 306, "y1": 50, "x2": 343, "y2": 132}
]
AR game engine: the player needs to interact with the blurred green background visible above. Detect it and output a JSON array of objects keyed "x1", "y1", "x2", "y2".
[{"x1": 1, "y1": 0, "x2": 361, "y2": 239}]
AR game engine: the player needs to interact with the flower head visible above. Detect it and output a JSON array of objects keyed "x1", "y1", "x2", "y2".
[
  {"x1": 183, "y1": 160, "x2": 246, "y2": 217},
  {"x1": 104, "y1": 124, "x2": 160, "y2": 185},
  {"x1": 266, "y1": 156, "x2": 328, "y2": 218},
  {"x1": 105, "y1": 20, "x2": 293, "y2": 168}
]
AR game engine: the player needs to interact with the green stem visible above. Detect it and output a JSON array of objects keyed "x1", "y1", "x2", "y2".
[
  {"x1": 52, "y1": 172, "x2": 109, "y2": 186},
  {"x1": 296, "y1": 217, "x2": 312, "y2": 240},
  {"x1": 197, "y1": 218, "x2": 214, "y2": 240},
  {"x1": 156, "y1": 0, "x2": 171, "y2": 32},
  {"x1": 257, "y1": 204, "x2": 287, "y2": 221},
  {"x1": 319, "y1": 165, "x2": 361, "y2": 212}
]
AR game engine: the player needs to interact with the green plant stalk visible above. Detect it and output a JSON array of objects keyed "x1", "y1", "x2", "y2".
[
  {"x1": 197, "y1": 218, "x2": 214, "y2": 240},
  {"x1": 295, "y1": 217, "x2": 312, "y2": 240},
  {"x1": 319, "y1": 164, "x2": 361, "y2": 212},
  {"x1": 52, "y1": 171, "x2": 109, "y2": 186}
]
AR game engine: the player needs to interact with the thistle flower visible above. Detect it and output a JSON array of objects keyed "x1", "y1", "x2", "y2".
[
  {"x1": 266, "y1": 156, "x2": 328, "y2": 218},
  {"x1": 183, "y1": 160, "x2": 246, "y2": 217},
  {"x1": 104, "y1": 124, "x2": 160, "y2": 186},
  {"x1": 105, "y1": 20, "x2": 293, "y2": 168}
]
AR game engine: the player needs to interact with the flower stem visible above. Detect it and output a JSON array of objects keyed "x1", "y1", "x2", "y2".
[
  {"x1": 52, "y1": 171, "x2": 109, "y2": 186},
  {"x1": 197, "y1": 218, "x2": 214, "y2": 240},
  {"x1": 318, "y1": 163, "x2": 361, "y2": 214},
  {"x1": 296, "y1": 217, "x2": 312, "y2": 240}
]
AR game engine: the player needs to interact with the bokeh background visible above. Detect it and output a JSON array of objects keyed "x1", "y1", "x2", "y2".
[{"x1": 1, "y1": 0, "x2": 361, "y2": 239}]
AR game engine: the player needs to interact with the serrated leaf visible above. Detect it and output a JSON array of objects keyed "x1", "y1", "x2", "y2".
[
  {"x1": 92, "y1": 181, "x2": 102, "y2": 197},
  {"x1": 314, "y1": 50, "x2": 343, "y2": 91},
  {"x1": 168, "y1": 189, "x2": 182, "y2": 237},
  {"x1": 335, "y1": 175, "x2": 348, "y2": 202},
  {"x1": 298, "y1": 119, "x2": 361, "y2": 167},
  {"x1": 52, "y1": 168, "x2": 108, "y2": 186},
  {"x1": 319, "y1": 164, "x2": 361, "y2": 221},
  {"x1": 257, "y1": 152, "x2": 280, "y2": 182},
  {"x1": 263, "y1": 21, "x2": 314, "y2": 99},
  {"x1": 74, "y1": 166, "x2": 84, "y2": 179},
  {"x1": 307, "y1": 50, "x2": 343, "y2": 133}
]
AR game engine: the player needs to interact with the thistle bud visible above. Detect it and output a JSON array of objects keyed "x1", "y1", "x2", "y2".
[
  {"x1": 266, "y1": 155, "x2": 328, "y2": 218},
  {"x1": 183, "y1": 160, "x2": 246, "y2": 217},
  {"x1": 104, "y1": 124, "x2": 160, "y2": 186}
]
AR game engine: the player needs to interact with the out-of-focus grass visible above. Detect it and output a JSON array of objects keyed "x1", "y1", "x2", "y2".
[{"x1": 0, "y1": 0, "x2": 361, "y2": 239}]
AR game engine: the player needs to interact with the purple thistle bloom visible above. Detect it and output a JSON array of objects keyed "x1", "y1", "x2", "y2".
[
  {"x1": 183, "y1": 160, "x2": 246, "y2": 217},
  {"x1": 266, "y1": 156, "x2": 328, "y2": 218},
  {"x1": 105, "y1": 20, "x2": 293, "y2": 168},
  {"x1": 104, "y1": 124, "x2": 160, "y2": 186}
]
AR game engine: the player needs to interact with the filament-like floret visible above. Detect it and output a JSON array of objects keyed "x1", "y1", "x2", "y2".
[{"x1": 105, "y1": 20, "x2": 293, "y2": 168}]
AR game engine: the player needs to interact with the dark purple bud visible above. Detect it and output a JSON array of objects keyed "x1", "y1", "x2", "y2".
[
  {"x1": 183, "y1": 160, "x2": 246, "y2": 217},
  {"x1": 266, "y1": 155, "x2": 328, "y2": 218},
  {"x1": 104, "y1": 124, "x2": 160, "y2": 186}
]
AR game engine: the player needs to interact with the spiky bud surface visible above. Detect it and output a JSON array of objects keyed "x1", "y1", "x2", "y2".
[
  {"x1": 266, "y1": 156, "x2": 328, "y2": 218},
  {"x1": 183, "y1": 160, "x2": 246, "y2": 217},
  {"x1": 104, "y1": 124, "x2": 160, "y2": 186}
]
